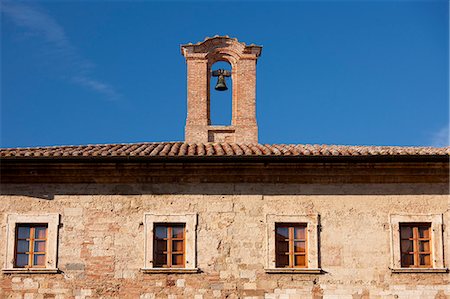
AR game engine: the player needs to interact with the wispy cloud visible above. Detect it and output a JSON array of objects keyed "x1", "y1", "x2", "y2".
[
  {"x1": 73, "y1": 76, "x2": 121, "y2": 101},
  {"x1": 430, "y1": 125, "x2": 449, "y2": 147},
  {"x1": 2, "y1": 1, "x2": 121, "y2": 100}
]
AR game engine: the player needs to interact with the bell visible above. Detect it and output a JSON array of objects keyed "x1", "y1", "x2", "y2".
[
  {"x1": 212, "y1": 69, "x2": 231, "y2": 91},
  {"x1": 214, "y1": 75, "x2": 228, "y2": 91}
]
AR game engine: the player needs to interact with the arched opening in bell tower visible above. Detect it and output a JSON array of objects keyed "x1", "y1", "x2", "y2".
[{"x1": 209, "y1": 61, "x2": 232, "y2": 126}]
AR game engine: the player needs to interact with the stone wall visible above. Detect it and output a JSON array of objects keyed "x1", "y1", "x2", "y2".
[{"x1": 1, "y1": 183, "x2": 449, "y2": 298}]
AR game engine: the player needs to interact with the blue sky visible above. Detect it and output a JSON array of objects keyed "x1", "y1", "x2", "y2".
[{"x1": 1, "y1": 0, "x2": 448, "y2": 148}]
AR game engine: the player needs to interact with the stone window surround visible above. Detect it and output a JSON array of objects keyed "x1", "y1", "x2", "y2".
[
  {"x1": 265, "y1": 214, "x2": 322, "y2": 274},
  {"x1": 141, "y1": 213, "x2": 198, "y2": 274},
  {"x1": 389, "y1": 214, "x2": 447, "y2": 273},
  {"x1": 3, "y1": 213, "x2": 60, "y2": 274}
]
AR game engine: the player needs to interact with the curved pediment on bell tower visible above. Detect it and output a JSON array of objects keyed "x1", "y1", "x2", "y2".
[{"x1": 181, "y1": 36, "x2": 262, "y2": 63}]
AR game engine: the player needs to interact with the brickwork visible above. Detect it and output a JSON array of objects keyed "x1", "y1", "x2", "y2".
[
  {"x1": 181, "y1": 36, "x2": 262, "y2": 143},
  {"x1": 1, "y1": 183, "x2": 449, "y2": 298}
]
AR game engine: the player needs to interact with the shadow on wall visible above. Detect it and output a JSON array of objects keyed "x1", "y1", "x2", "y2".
[{"x1": 1, "y1": 183, "x2": 448, "y2": 200}]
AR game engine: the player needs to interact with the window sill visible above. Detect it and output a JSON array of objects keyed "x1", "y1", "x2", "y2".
[
  {"x1": 265, "y1": 268, "x2": 323, "y2": 274},
  {"x1": 390, "y1": 268, "x2": 448, "y2": 273},
  {"x1": 2, "y1": 268, "x2": 59, "y2": 274},
  {"x1": 140, "y1": 268, "x2": 199, "y2": 274}
]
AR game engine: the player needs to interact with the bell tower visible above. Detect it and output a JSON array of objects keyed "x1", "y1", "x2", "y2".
[{"x1": 181, "y1": 36, "x2": 262, "y2": 143}]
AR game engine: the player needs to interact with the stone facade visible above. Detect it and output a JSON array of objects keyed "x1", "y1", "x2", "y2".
[{"x1": 1, "y1": 180, "x2": 449, "y2": 298}]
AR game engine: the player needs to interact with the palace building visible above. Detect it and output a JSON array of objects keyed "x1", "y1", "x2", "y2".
[{"x1": 1, "y1": 36, "x2": 449, "y2": 298}]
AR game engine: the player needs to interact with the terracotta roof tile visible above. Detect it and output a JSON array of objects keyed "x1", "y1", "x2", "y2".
[
  {"x1": 0, "y1": 142, "x2": 449, "y2": 159},
  {"x1": 188, "y1": 144, "x2": 197, "y2": 156}
]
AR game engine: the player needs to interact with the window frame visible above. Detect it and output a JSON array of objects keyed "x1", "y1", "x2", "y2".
[
  {"x1": 142, "y1": 213, "x2": 198, "y2": 273},
  {"x1": 3, "y1": 214, "x2": 59, "y2": 274},
  {"x1": 389, "y1": 214, "x2": 446, "y2": 273},
  {"x1": 266, "y1": 214, "x2": 321, "y2": 274},
  {"x1": 275, "y1": 223, "x2": 308, "y2": 268},
  {"x1": 399, "y1": 223, "x2": 432, "y2": 268},
  {"x1": 14, "y1": 224, "x2": 49, "y2": 268},
  {"x1": 153, "y1": 223, "x2": 186, "y2": 268}
]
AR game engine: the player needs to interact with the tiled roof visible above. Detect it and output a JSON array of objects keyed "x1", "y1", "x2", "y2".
[{"x1": 1, "y1": 142, "x2": 449, "y2": 159}]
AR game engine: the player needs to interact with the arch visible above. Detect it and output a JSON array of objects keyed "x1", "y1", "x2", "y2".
[
  {"x1": 209, "y1": 61, "x2": 233, "y2": 125},
  {"x1": 206, "y1": 50, "x2": 239, "y2": 69}
]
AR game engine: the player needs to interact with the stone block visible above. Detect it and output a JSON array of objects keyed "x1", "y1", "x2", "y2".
[
  {"x1": 206, "y1": 200, "x2": 234, "y2": 213},
  {"x1": 65, "y1": 263, "x2": 85, "y2": 270},
  {"x1": 239, "y1": 270, "x2": 256, "y2": 280},
  {"x1": 64, "y1": 207, "x2": 83, "y2": 217},
  {"x1": 122, "y1": 270, "x2": 136, "y2": 279},
  {"x1": 220, "y1": 271, "x2": 231, "y2": 279},
  {"x1": 243, "y1": 283, "x2": 257, "y2": 290},
  {"x1": 15, "y1": 278, "x2": 38, "y2": 290},
  {"x1": 210, "y1": 283, "x2": 224, "y2": 290}
]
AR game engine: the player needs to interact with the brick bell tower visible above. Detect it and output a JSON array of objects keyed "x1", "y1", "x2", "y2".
[{"x1": 181, "y1": 36, "x2": 262, "y2": 143}]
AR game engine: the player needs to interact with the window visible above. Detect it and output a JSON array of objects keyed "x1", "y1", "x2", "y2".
[
  {"x1": 154, "y1": 224, "x2": 185, "y2": 268},
  {"x1": 275, "y1": 224, "x2": 307, "y2": 268},
  {"x1": 400, "y1": 224, "x2": 431, "y2": 268},
  {"x1": 389, "y1": 214, "x2": 446, "y2": 273},
  {"x1": 142, "y1": 213, "x2": 197, "y2": 273},
  {"x1": 15, "y1": 224, "x2": 48, "y2": 268},
  {"x1": 3, "y1": 214, "x2": 59, "y2": 274},
  {"x1": 266, "y1": 214, "x2": 321, "y2": 273}
]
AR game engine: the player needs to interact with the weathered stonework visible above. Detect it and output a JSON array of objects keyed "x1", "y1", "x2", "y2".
[{"x1": 1, "y1": 181, "x2": 449, "y2": 298}]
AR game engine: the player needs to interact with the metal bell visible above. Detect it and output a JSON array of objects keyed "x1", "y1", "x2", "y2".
[
  {"x1": 215, "y1": 75, "x2": 228, "y2": 91},
  {"x1": 212, "y1": 69, "x2": 231, "y2": 91}
]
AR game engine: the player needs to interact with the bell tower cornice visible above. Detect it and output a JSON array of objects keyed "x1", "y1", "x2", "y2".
[{"x1": 181, "y1": 36, "x2": 262, "y2": 60}]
